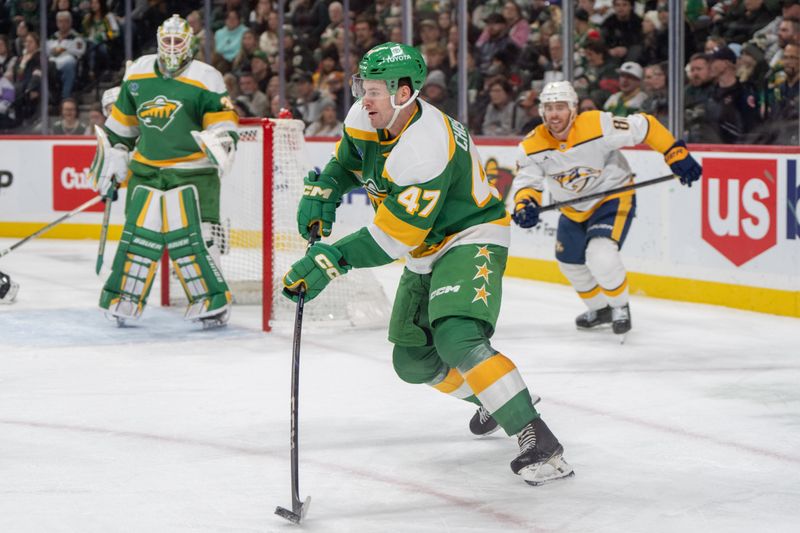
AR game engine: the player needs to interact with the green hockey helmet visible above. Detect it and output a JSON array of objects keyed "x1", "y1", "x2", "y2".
[{"x1": 352, "y1": 42, "x2": 427, "y2": 98}]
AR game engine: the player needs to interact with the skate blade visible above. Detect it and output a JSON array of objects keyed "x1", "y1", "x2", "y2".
[
  {"x1": 519, "y1": 455, "x2": 575, "y2": 486},
  {"x1": 576, "y1": 323, "x2": 612, "y2": 331},
  {"x1": 201, "y1": 314, "x2": 229, "y2": 330}
]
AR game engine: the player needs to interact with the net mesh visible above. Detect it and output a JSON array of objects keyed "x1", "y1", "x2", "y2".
[{"x1": 168, "y1": 119, "x2": 392, "y2": 329}]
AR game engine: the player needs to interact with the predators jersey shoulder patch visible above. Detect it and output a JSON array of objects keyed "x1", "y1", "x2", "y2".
[{"x1": 138, "y1": 95, "x2": 183, "y2": 131}]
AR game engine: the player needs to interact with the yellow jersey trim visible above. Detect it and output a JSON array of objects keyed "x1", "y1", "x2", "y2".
[
  {"x1": 202, "y1": 110, "x2": 239, "y2": 129},
  {"x1": 111, "y1": 105, "x2": 139, "y2": 127},
  {"x1": 346, "y1": 127, "x2": 379, "y2": 142},
  {"x1": 374, "y1": 203, "x2": 430, "y2": 247},
  {"x1": 132, "y1": 150, "x2": 206, "y2": 167}
]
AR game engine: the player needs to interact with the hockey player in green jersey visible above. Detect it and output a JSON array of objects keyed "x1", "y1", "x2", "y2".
[
  {"x1": 88, "y1": 14, "x2": 239, "y2": 327},
  {"x1": 282, "y1": 42, "x2": 573, "y2": 486}
]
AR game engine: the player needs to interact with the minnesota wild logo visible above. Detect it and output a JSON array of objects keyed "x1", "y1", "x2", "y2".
[{"x1": 137, "y1": 95, "x2": 182, "y2": 131}]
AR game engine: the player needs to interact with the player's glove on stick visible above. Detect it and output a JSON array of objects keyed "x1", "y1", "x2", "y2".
[
  {"x1": 297, "y1": 169, "x2": 342, "y2": 240},
  {"x1": 664, "y1": 141, "x2": 702, "y2": 187},
  {"x1": 282, "y1": 242, "x2": 351, "y2": 302},
  {"x1": 511, "y1": 188, "x2": 541, "y2": 228}
]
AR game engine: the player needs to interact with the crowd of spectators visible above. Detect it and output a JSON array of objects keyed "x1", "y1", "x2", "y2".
[{"x1": 0, "y1": 0, "x2": 796, "y2": 144}]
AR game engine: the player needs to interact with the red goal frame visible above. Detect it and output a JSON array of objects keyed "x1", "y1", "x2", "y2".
[{"x1": 159, "y1": 117, "x2": 275, "y2": 332}]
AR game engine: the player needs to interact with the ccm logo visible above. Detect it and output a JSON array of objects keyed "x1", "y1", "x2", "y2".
[{"x1": 702, "y1": 158, "x2": 777, "y2": 267}]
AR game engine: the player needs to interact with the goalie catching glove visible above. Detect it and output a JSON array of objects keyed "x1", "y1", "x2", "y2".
[
  {"x1": 282, "y1": 242, "x2": 351, "y2": 302},
  {"x1": 88, "y1": 125, "x2": 128, "y2": 201},
  {"x1": 297, "y1": 169, "x2": 343, "y2": 240},
  {"x1": 191, "y1": 129, "x2": 237, "y2": 177},
  {"x1": 664, "y1": 141, "x2": 702, "y2": 187}
]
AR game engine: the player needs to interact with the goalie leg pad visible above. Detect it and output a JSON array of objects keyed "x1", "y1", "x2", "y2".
[
  {"x1": 163, "y1": 185, "x2": 232, "y2": 321},
  {"x1": 100, "y1": 185, "x2": 165, "y2": 319}
]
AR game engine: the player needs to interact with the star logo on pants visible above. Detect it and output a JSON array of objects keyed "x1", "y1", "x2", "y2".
[
  {"x1": 475, "y1": 245, "x2": 493, "y2": 262},
  {"x1": 472, "y1": 284, "x2": 491, "y2": 306},
  {"x1": 474, "y1": 263, "x2": 492, "y2": 283}
]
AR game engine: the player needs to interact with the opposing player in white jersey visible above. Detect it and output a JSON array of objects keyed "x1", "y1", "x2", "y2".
[{"x1": 509, "y1": 81, "x2": 702, "y2": 334}]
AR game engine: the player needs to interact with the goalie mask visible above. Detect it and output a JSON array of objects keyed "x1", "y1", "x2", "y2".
[
  {"x1": 351, "y1": 42, "x2": 427, "y2": 129},
  {"x1": 157, "y1": 14, "x2": 192, "y2": 75}
]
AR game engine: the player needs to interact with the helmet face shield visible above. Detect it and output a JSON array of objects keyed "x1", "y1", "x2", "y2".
[
  {"x1": 158, "y1": 15, "x2": 192, "y2": 73},
  {"x1": 351, "y1": 76, "x2": 391, "y2": 99}
]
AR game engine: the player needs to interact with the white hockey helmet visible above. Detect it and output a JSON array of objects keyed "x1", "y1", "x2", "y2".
[
  {"x1": 101, "y1": 86, "x2": 120, "y2": 117},
  {"x1": 157, "y1": 14, "x2": 193, "y2": 74},
  {"x1": 538, "y1": 81, "x2": 579, "y2": 116},
  {"x1": 538, "y1": 81, "x2": 579, "y2": 133}
]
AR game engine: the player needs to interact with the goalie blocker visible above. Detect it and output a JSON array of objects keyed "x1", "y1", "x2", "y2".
[{"x1": 100, "y1": 184, "x2": 231, "y2": 325}]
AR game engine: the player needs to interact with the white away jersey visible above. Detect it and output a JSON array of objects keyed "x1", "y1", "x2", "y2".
[{"x1": 510, "y1": 110, "x2": 653, "y2": 221}]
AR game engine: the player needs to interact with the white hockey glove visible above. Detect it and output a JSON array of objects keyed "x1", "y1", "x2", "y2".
[
  {"x1": 191, "y1": 129, "x2": 237, "y2": 177},
  {"x1": 88, "y1": 125, "x2": 128, "y2": 200}
]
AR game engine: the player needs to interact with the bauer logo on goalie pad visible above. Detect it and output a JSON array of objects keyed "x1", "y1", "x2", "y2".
[
  {"x1": 430, "y1": 284, "x2": 461, "y2": 300},
  {"x1": 138, "y1": 96, "x2": 183, "y2": 131},
  {"x1": 303, "y1": 185, "x2": 334, "y2": 199}
]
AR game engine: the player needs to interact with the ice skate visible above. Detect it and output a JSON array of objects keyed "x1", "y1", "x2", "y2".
[
  {"x1": 200, "y1": 308, "x2": 230, "y2": 329},
  {"x1": 575, "y1": 306, "x2": 612, "y2": 329},
  {"x1": 511, "y1": 417, "x2": 574, "y2": 486},
  {"x1": 470, "y1": 395, "x2": 540, "y2": 437},
  {"x1": 0, "y1": 271, "x2": 19, "y2": 304},
  {"x1": 611, "y1": 304, "x2": 631, "y2": 335},
  {"x1": 102, "y1": 295, "x2": 142, "y2": 326},
  {"x1": 470, "y1": 407, "x2": 500, "y2": 436}
]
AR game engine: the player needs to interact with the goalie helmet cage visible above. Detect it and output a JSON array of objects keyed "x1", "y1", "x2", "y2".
[{"x1": 159, "y1": 117, "x2": 391, "y2": 332}]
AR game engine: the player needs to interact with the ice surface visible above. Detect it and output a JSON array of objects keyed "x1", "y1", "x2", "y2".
[{"x1": 1, "y1": 239, "x2": 798, "y2": 532}]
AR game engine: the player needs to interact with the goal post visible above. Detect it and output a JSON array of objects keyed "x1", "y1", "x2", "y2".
[{"x1": 160, "y1": 117, "x2": 391, "y2": 332}]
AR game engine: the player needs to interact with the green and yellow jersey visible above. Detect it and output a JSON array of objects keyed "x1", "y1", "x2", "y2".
[
  {"x1": 326, "y1": 99, "x2": 510, "y2": 273},
  {"x1": 104, "y1": 55, "x2": 238, "y2": 175}
]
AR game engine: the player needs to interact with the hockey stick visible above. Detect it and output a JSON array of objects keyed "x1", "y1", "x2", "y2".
[
  {"x1": 538, "y1": 174, "x2": 676, "y2": 213},
  {"x1": 275, "y1": 225, "x2": 320, "y2": 525},
  {"x1": 0, "y1": 195, "x2": 104, "y2": 259},
  {"x1": 95, "y1": 195, "x2": 114, "y2": 275}
]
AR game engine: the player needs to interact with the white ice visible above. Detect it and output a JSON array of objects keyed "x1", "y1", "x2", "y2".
[{"x1": 1, "y1": 239, "x2": 798, "y2": 533}]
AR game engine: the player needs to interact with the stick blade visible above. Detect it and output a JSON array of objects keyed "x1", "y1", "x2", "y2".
[
  {"x1": 274, "y1": 506, "x2": 302, "y2": 524},
  {"x1": 274, "y1": 496, "x2": 311, "y2": 524}
]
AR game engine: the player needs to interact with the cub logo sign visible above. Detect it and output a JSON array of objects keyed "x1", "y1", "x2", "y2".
[
  {"x1": 53, "y1": 145, "x2": 103, "y2": 212},
  {"x1": 702, "y1": 158, "x2": 777, "y2": 266}
]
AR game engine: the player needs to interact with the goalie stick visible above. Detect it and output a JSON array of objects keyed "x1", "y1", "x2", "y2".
[
  {"x1": 275, "y1": 225, "x2": 320, "y2": 525},
  {"x1": 95, "y1": 194, "x2": 115, "y2": 275},
  {"x1": 0, "y1": 195, "x2": 104, "y2": 259},
  {"x1": 539, "y1": 174, "x2": 676, "y2": 213}
]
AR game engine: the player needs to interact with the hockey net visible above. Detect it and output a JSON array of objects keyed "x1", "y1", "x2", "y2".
[{"x1": 160, "y1": 118, "x2": 391, "y2": 331}]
